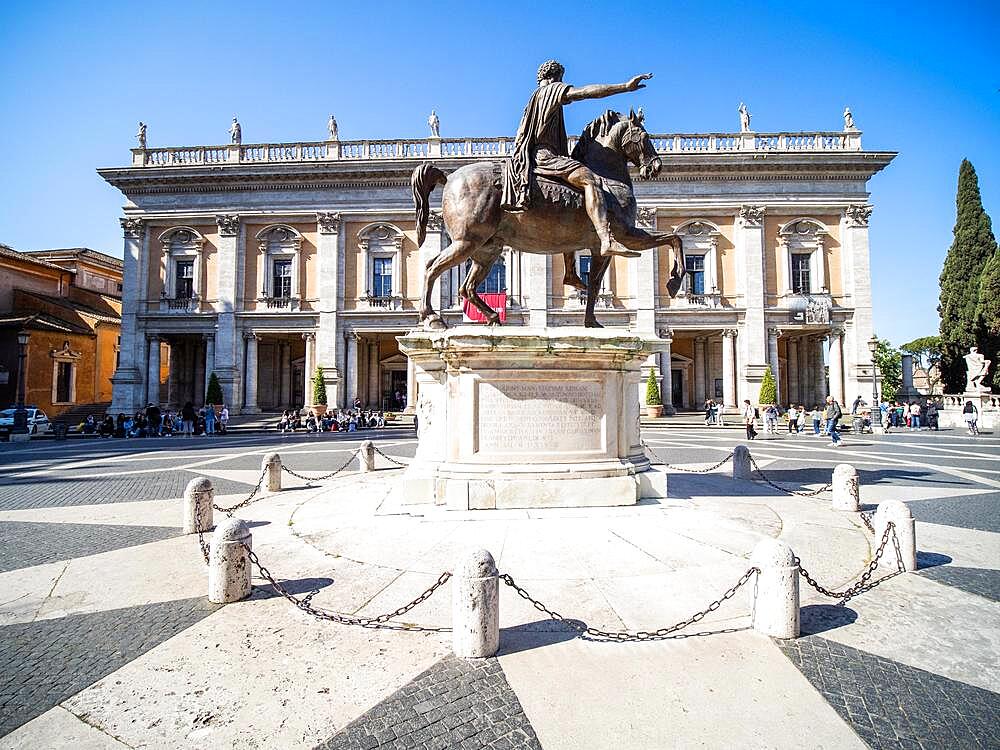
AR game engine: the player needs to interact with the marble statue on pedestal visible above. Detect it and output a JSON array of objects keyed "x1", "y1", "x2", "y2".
[
  {"x1": 738, "y1": 102, "x2": 751, "y2": 133},
  {"x1": 136, "y1": 122, "x2": 146, "y2": 150},
  {"x1": 843, "y1": 107, "x2": 856, "y2": 131},
  {"x1": 428, "y1": 110, "x2": 440, "y2": 138},
  {"x1": 327, "y1": 114, "x2": 338, "y2": 140},
  {"x1": 964, "y1": 347, "x2": 991, "y2": 392},
  {"x1": 229, "y1": 117, "x2": 241, "y2": 145}
]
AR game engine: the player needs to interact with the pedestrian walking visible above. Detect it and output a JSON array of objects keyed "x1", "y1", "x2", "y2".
[
  {"x1": 742, "y1": 399, "x2": 757, "y2": 440},
  {"x1": 963, "y1": 400, "x2": 979, "y2": 435},
  {"x1": 825, "y1": 396, "x2": 843, "y2": 446},
  {"x1": 204, "y1": 404, "x2": 217, "y2": 435}
]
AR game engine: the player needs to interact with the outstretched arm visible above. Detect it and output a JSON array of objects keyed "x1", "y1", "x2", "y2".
[{"x1": 564, "y1": 73, "x2": 652, "y2": 103}]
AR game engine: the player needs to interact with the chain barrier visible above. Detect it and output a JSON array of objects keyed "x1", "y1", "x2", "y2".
[
  {"x1": 243, "y1": 543, "x2": 451, "y2": 631},
  {"x1": 859, "y1": 510, "x2": 875, "y2": 533},
  {"x1": 641, "y1": 440, "x2": 734, "y2": 474},
  {"x1": 748, "y1": 454, "x2": 832, "y2": 497},
  {"x1": 193, "y1": 514, "x2": 210, "y2": 565},
  {"x1": 211, "y1": 466, "x2": 269, "y2": 516},
  {"x1": 281, "y1": 448, "x2": 360, "y2": 484},
  {"x1": 372, "y1": 445, "x2": 410, "y2": 468},
  {"x1": 499, "y1": 567, "x2": 759, "y2": 642},
  {"x1": 794, "y1": 521, "x2": 904, "y2": 604}
]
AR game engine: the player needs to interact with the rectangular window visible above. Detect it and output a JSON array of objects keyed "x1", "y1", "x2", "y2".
[
  {"x1": 579, "y1": 255, "x2": 591, "y2": 288},
  {"x1": 791, "y1": 254, "x2": 811, "y2": 294},
  {"x1": 477, "y1": 259, "x2": 507, "y2": 294},
  {"x1": 175, "y1": 260, "x2": 194, "y2": 299},
  {"x1": 272, "y1": 259, "x2": 292, "y2": 298},
  {"x1": 56, "y1": 362, "x2": 72, "y2": 403},
  {"x1": 372, "y1": 257, "x2": 392, "y2": 298},
  {"x1": 685, "y1": 254, "x2": 705, "y2": 295}
]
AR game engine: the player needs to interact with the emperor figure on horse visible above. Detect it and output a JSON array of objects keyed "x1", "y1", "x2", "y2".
[{"x1": 411, "y1": 59, "x2": 684, "y2": 329}]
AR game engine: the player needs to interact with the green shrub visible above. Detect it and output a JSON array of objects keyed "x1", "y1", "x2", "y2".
[
  {"x1": 312, "y1": 367, "x2": 327, "y2": 406},
  {"x1": 645, "y1": 368, "x2": 662, "y2": 405},
  {"x1": 206, "y1": 372, "x2": 223, "y2": 405},
  {"x1": 758, "y1": 367, "x2": 777, "y2": 405}
]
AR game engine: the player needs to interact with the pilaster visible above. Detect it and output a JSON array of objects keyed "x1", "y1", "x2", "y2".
[
  {"x1": 841, "y1": 205, "x2": 875, "y2": 401},
  {"x1": 111, "y1": 218, "x2": 146, "y2": 414},
  {"x1": 735, "y1": 205, "x2": 769, "y2": 401},
  {"x1": 631, "y1": 207, "x2": 659, "y2": 332},
  {"x1": 214, "y1": 214, "x2": 242, "y2": 409},
  {"x1": 525, "y1": 253, "x2": 550, "y2": 327},
  {"x1": 317, "y1": 212, "x2": 342, "y2": 405}
]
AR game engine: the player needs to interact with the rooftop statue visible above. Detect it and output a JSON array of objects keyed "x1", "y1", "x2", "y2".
[
  {"x1": 428, "y1": 110, "x2": 440, "y2": 138},
  {"x1": 412, "y1": 60, "x2": 683, "y2": 330},
  {"x1": 738, "y1": 102, "x2": 751, "y2": 133},
  {"x1": 328, "y1": 114, "x2": 338, "y2": 141},
  {"x1": 136, "y1": 121, "x2": 146, "y2": 150},
  {"x1": 843, "y1": 107, "x2": 856, "y2": 131},
  {"x1": 229, "y1": 117, "x2": 242, "y2": 145}
]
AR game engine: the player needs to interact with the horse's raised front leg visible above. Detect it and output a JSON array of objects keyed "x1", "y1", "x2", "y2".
[
  {"x1": 421, "y1": 239, "x2": 479, "y2": 330},
  {"x1": 584, "y1": 253, "x2": 611, "y2": 328},
  {"x1": 561, "y1": 252, "x2": 587, "y2": 291}
]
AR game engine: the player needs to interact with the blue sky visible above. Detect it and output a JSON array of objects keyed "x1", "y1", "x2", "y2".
[{"x1": 1, "y1": 0, "x2": 997, "y2": 347}]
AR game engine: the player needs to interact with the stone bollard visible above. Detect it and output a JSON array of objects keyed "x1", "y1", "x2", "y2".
[
  {"x1": 208, "y1": 517, "x2": 252, "y2": 604},
  {"x1": 832, "y1": 464, "x2": 860, "y2": 512},
  {"x1": 751, "y1": 538, "x2": 799, "y2": 639},
  {"x1": 262, "y1": 452, "x2": 282, "y2": 492},
  {"x1": 732, "y1": 445, "x2": 752, "y2": 480},
  {"x1": 183, "y1": 477, "x2": 215, "y2": 535},
  {"x1": 873, "y1": 499, "x2": 917, "y2": 572},
  {"x1": 358, "y1": 440, "x2": 375, "y2": 473},
  {"x1": 452, "y1": 549, "x2": 500, "y2": 658}
]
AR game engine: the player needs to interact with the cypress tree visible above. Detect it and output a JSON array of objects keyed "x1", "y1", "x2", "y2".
[
  {"x1": 312, "y1": 367, "x2": 328, "y2": 405},
  {"x1": 758, "y1": 366, "x2": 777, "y2": 405},
  {"x1": 977, "y1": 248, "x2": 1000, "y2": 388},
  {"x1": 644, "y1": 369, "x2": 661, "y2": 405},
  {"x1": 206, "y1": 372, "x2": 223, "y2": 405},
  {"x1": 938, "y1": 160, "x2": 997, "y2": 391}
]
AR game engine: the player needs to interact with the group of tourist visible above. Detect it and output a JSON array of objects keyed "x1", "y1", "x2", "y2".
[
  {"x1": 84, "y1": 402, "x2": 230, "y2": 438},
  {"x1": 742, "y1": 397, "x2": 846, "y2": 445},
  {"x1": 277, "y1": 408, "x2": 389, "y2": 434}
]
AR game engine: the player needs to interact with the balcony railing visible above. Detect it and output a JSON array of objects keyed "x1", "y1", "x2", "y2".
[
  {"x1": 130, "y1": 129, "x2": 863, "y2": 167},
  {"x1": 159, "y1": 294, "x2": 199, "y2": 313}
]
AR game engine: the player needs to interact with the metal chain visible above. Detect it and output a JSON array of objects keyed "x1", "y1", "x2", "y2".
[
  {"x1": 372, "y1": 445, "x2": 409, "y2": 468},
  {"x1": 499, "y1": 567, "x2": 759, "y2": 641},
  {"x1": 748, "y1": 454, "x2": 832, "y2": 497},
  {"x1": 642, "y1": 440, "x2": 734, "y2": 474},
  {"x1": 193, "y1": 514, "x2": 210, "y2": 565},
  {"x1": 281, "y1": 448, "x2": 360, "y2": 483},
  {"x1": 244, "y1": 543, "x2": 451, "y2": 630},
  {"x1": 794, "y1": 521, "x2": 902, "y2": 602},
  {"x1": 212, "y1": 466, "x2": 269, "y2": 515},
  {"x1": 859, "y1": 510, "x2": 875, "y2": 533}
]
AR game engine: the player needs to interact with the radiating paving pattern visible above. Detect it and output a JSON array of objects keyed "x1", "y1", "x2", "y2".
[
  {"x1": 315, "y1": 656, "x2": 542, "y2": 750},
  {"x1": 0, "y1": 471, "x2": 255, "y2": 510},
  {"x1": 917, "y1": 565, "x2": 1000, "y2": 602},
  {"x1": 0, "y1": 597, "x2": 220, "y2": 738},
  {"x1": 0, "y1": 520, "x2": 180, "y2": 572},
  {"x1": 779, "y1": 635, "x2": 1000, "y2": 750}
]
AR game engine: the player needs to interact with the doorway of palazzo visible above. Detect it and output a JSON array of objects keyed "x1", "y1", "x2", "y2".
[
  {"x1": 351, "y1": 332, "x2": 408, "y2": 411},
  {"x1": 254, "y1": 333, "x2": 306, "y2": 411}
]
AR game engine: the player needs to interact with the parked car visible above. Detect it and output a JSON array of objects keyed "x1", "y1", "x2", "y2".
[{"x1": 0, "y1": 407, "x2": 50, "y2": 436}]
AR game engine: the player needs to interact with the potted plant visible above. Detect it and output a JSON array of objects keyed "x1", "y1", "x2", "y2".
[
  {"x1": 206, "y1": 372, "x2": 224, "y2": 406},
  {"x1": 758, "y1": 366, "x2": 777, "y2": 407},
  {"x1": 312, "y1": 367, "x2": 328, "y2": 417},
  {"x1": 645, "y1": 369, "x2": 663, "y2": 418}
]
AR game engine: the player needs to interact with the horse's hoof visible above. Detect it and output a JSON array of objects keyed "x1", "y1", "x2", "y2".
[
  {"x1": 488, "y1": 315, "x2": 502, "y2": 326},
  {"x1": 584, "y1": 319, "x2": 604, "y2": 329},
  {"x1": 422, "y1": 314, "x2": 447, "y2": 331}
]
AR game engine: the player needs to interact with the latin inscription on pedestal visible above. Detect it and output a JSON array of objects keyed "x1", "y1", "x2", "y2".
[{"x1": 477, "y1": 380, "x2": 604, "y2": 453}]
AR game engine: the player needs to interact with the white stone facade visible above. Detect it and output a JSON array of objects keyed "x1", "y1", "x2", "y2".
[{"x1": 100, "y1": 128, "x2": 894, "y2": 415}]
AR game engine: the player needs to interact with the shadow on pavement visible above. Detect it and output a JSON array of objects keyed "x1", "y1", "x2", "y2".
[
  {"x1": 250, "y1": 576, "x2": 336, "y2": 599},
  {"x1": 916, "y1": 551, "x2": 953, "y2": 569},
  {"x1": 498, "y1": 620, "x2": 581, "y2": 655},
  {"x1": 799, "y1": 604, "x2": 858, "y2": 635}
]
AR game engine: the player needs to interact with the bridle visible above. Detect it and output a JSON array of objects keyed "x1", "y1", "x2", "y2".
[{"x1": 620, "y1": 119, "x2": 655, "y2": 176}]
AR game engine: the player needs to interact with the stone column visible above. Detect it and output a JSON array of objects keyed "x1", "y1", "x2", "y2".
[
  {"x1": 316, "y1": 212, "x2": 341, "y2": 406},
  {"x1": 901, "y1": 353, "x2": 915, "y2": 396},
  {"x1": 345, "y1": 333, "x2": 359, "y2": 408},
  {"x1": 405, "y1": 354, "x2": 417, "y2": 414},
  {"x1": 243, "y1": 333, "x2": 259, "y2": 413},
  {"x1": 767, "y1": 327, "x2": 782, "y2": 406},
  {"x1": 722, "y1": 329, "x2": 738, "y2": 409},
  {"x1": 194, "y1": 340, "x2": 206, "y2": 406},
  {"x1": 367, "y1": 340, "x2": 380, "y2": 408},
  {"x1": 213, "y1": 214, "x2": 242, "y2": 411},
  {"x1": 658, "y1": 328, "x2": 674, "y2": 415},
  {"x1": 829, "y1": 328, "x2": 845, "y2": 406},
  {"x1": 787, "y1": 338, "x2": 800, "y2": 406},
  {"x1": 111, "y1": 218, "x2": 146, "y2": 414},
  {"x1": 146, "y1": 336, "x2": 160, "y2": 406},
  {"x1": 814, "y1": 337, "x2": 828, "y2": 403},
  {"x1": 693, "y1": 337, "x2": 707, "y2": 405},
  {"x1": 277, "y1": 342, "x2": 289, "y2": 407},
  {"x1": 734, "y1": 205, "x2": 769, "y2": 401},
  {"x1": 798, "y1": 336, "x2": 812, "y2": 407},
  {"x1": 204, "y1": 334, "x2": 215, "y2": 400},
  {"x1": 303, "y1": 333, "x2": 316, "y2": 408},
  {"x1": 632, "y1": 207, "x2": 659, "y2": 332},
  {"x1": 167, "y1": 340, "x2": 179, "y2": 408}
]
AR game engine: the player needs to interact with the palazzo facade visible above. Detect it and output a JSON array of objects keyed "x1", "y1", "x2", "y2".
[{"x1": 100, "y1": 124, "x2": 894, "y2": 416}]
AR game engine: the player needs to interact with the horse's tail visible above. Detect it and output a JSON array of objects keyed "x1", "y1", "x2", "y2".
[{"x1": 412, "y1": 163, "x2": 448, "y2": 246}]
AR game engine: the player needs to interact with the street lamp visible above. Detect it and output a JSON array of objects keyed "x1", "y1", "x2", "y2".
[
  {"x1": 12, "y1": 329, "x2": 30, "y2": 438},
  {"x1": 867, "y1": 335, "x2": 881, "y2": 432}
]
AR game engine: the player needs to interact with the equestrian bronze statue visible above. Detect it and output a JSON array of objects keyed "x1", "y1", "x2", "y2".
[{"x1": 411, "y1": 60, "x2": 684, "y2": 329}]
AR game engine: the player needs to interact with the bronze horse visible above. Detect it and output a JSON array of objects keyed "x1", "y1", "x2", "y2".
[{"x1": 411, "y1": 109, "x2": 684, "y2": 329}]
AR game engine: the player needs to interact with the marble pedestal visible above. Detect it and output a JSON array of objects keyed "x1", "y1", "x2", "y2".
[{"x1": 396, "y1": 327, "x2": 669, "y2": 510}]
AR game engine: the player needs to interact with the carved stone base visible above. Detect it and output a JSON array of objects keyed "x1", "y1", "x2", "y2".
[{"x1": 395, "y1": 327, "x2": 669, "y2": 509}]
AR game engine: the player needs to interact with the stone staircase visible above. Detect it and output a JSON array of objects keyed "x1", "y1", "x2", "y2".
[{"x1": 52, "y1": 401, "x2": 111, "y2": 428}]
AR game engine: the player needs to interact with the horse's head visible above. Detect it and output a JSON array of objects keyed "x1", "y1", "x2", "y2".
[{"x1": 616, "y1": 108, "x2": 662, "y2": 180}]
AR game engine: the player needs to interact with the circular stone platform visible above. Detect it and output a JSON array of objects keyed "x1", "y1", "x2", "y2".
[{"x1": 285, "y1": 468, "x2": 876, "y2": 633}]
